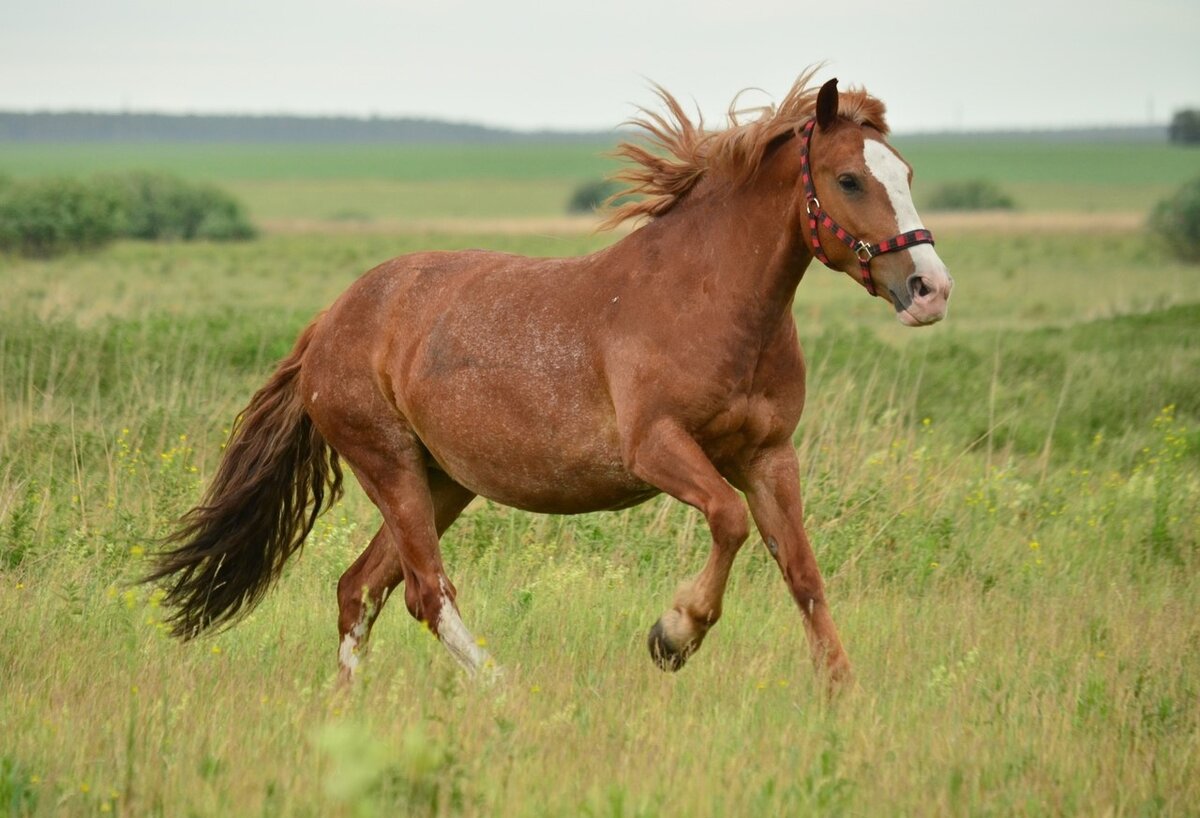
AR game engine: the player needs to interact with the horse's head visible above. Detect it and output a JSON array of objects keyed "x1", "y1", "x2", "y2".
[{"x1": 801, "y1": 79, "x2": 953, "y2": 326}]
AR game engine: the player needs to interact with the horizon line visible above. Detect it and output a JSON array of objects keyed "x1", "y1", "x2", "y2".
[{"x1": 0, "y1": 107, "x2": 1172, "y2": 140}]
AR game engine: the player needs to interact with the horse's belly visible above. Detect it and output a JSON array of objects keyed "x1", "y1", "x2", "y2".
[
  {"x1": 424, "y1": 425, "x2": 654, "y2": 514},
  {"x1": 440, "y1": 447, "x2": 655, "y2": 514},
  {"x1": 405, "y1": 376, "x2": 652, "y2": 514}
]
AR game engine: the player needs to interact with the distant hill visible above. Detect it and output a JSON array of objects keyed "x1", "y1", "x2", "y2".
[
  {"x1": 0, "y1": 111, "x2": 1170, "y2": 145},
  {"x1": 0, "y1": 111, "x2": 617, "y2": 144}
]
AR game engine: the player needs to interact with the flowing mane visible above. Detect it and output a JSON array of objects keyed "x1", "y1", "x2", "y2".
[{"x1": 601, "y1": 68, "x2": 890, "y2": 229}]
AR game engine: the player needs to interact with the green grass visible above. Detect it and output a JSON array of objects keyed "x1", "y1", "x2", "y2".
[
  {"x1": 0, "y1": 142, "x2": 621, "y2": 182},
  {"x1": 894, "y1": 140, "x2": 1199, "y2": 186},
  {"x1": 0, "y1": 233, "x2": 614, "y2": 325},
  {"x1": 898, "y1": 140, "x2": 1200, "y2": 213},
  {"x1": 3, "y1": 140, "x2": 1198, "y2": 219},
  {"x1": 0, "y1": 143, "x2": 623, "y2": 222},
  {"x1": 3, "y1": 140, "x2": 1192, "y2": 188},
  {"x1": 224, "y1": 178, "x2": 598, "y2": 221},
  {"x1": 1, "y1": 223, "x2": 1197, "y2": 815},
  {"x1": 3, "y1": 229, "x2": 1195, "y2": 332}
]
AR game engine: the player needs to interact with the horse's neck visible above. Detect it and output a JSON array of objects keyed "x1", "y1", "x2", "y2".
[{"x1": 616, "y1": 175, "x2": 812, "y2": 329}]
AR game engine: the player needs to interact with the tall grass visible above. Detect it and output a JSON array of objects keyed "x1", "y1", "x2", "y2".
[{"x1": 1, "y1": 229, "x2": 1197, "y2": 816}]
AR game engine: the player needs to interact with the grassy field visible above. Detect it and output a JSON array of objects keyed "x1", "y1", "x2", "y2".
[
  {"x1": 3, "y1": 140, "x2": 1197, "y2": 220},
  {"x1": 1, "y1": 139, "x2": 1199, "y2": 816}
]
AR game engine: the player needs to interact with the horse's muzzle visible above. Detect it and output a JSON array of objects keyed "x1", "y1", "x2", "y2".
[{"x1": 896, "y1": 269, "x2": 954, "y2": 326}]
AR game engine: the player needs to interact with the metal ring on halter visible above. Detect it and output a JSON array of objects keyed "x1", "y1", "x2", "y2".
[
  {"x1": 806, "y1": 197, "x2": 821, "y2": 216},
  {"x1": 854, "y1": 241, "x2": 874, "y2": 262}
]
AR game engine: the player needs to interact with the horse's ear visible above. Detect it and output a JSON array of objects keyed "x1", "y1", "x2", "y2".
[{"x1": 816, "y1": 78, "x2": 839, "y2": 130}]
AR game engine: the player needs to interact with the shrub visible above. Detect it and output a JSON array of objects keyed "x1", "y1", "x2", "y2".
[
  {"x1": 1149, "y1": 176, "x2": 1200, "y2": 263},
  {"x1": 1168, "y1": 109, "x2": 1200, "y2": 145},
  {"x1": 567, "y1": 178, "x2": 636, "y2": 214},
  {"x1": 925, "y1": 179, "x2": 1016, "y2": 211},
  {"x1": 0, "y1": 177, "x2": 122, "y2": 257},
  {"x1": 99, "y1": 172, "x2": 257, "y2": 241},
  {"x1": 0, "y1": 172, "x2": 256, "y2": 257},
  {"x1": 194, "y1": 204, "x2": 258, "y2": 241}
]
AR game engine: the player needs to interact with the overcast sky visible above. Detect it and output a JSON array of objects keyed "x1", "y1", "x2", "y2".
[{"x1": 2, "y1": 0, "x2": 1197, "y2": 134}]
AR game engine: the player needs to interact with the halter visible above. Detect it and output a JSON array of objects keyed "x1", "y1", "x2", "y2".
[{"x1": 799, "y1": 119, "x2": 935, "y2": 296}]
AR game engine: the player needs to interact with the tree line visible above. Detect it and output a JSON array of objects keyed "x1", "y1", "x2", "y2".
[{"x1": 0, "y1": 112, "x2": 613, "y2": 144}]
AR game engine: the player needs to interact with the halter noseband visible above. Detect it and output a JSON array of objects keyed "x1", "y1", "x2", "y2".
[{"x1": 799, "y1": 119, "x2": 935, "y2": 296}]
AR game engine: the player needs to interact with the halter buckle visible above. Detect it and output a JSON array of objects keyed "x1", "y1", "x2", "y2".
[{"x1": 854, "y1": 241, "x2": 874, "y2": 262}]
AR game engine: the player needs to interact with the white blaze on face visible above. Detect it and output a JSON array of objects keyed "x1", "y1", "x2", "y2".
[{"x1": 861, "y1": 140, "x2": 946, "y2": 276}]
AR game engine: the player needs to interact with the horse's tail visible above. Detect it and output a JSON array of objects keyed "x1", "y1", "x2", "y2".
[{"x1": 144, "y1": 317, "x2": 343, "y2": 639}]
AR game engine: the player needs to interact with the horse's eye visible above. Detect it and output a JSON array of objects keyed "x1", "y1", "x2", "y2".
[{"x1": 837, "y1": 174, "x2": 862, "y2": 193}]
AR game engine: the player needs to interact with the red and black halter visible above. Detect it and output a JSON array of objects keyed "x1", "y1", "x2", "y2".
[{"x1": 799, "y1": 119, "x2": 935, "y2": 296}]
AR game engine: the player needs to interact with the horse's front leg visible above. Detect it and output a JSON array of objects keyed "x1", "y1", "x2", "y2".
[
  {"x1": 743, "y1": 445, "x2": 852, "y2": 687},
  {"x1": 624, "y1": 421, "x2": 751, "y2": 671}
]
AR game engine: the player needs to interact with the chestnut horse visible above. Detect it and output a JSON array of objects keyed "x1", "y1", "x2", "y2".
[{"x1": 146, "y1": 73, "x2": 953, "y2": 687}]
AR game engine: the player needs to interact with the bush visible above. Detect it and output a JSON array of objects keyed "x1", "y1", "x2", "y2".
[
  {"x1": 0, "y1": 177, "x2": 122, "y2": 257},
  {"x1": 1168, "y1": 109, "x2": 1200, "y2": 145},
  {"x1": 567, "y1": 178, "x2": 636, "y2": 214},
  {"x1": 1149, "y1": 176, "x2": 1200, "y2": 263},
  {"x1": 0, "y1": 172, "x2": 256, "y2": 257},
  {"x1": 925, "y1": 179, "x2": 1016, "y2": 211},
  {"x1": 99, "y1": 172, "x2": 256, "y2": 241},
  {"x1": 194, "y1": 204, "x2": 258, "y2": 241}
]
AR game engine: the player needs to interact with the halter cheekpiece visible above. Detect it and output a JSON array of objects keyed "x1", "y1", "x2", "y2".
[{"x1": 799, "y1": 119, "x2": 935, "y2": 296}]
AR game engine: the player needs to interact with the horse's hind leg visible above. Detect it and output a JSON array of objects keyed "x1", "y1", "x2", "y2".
[
  {"x1": 743, "y1": 445, "x2": 851, "y2": 687},
  {"x1": 336, "y1": 471, "x2": 476, "y2": 683},
  {"x1": 336, "y1": 525, "x2": 391, "y2": 683}
]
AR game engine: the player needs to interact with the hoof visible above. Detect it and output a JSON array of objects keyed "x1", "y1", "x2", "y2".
[
  {"x1": 824, "y1": 655, "x2": 855, "y2": 695},
  {"x1": 473, "y1": 658, "x2": 507, "y2": 688},
  {"x1": 647, "y1": 619, "x2": 690, "y2": 672}
]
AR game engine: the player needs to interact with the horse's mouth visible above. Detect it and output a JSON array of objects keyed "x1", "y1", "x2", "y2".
[
  {"x1": 890, "y1": 286, "x2": 948, "y2": 327},
  {"x1": 897, "y1": 308, "x2": 945, "y2": 327}
]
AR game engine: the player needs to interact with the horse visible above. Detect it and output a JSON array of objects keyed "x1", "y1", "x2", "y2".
[{"x1": 144, "y1": 71, "x2": 953, "y2": 689}]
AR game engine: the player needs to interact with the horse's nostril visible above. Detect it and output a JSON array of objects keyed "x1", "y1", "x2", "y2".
[{"x1": 908, "y1": 274, "x2": 933, "y2": 299}]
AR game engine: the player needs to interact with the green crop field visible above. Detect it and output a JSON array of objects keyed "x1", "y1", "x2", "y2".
[
  {"x1": 1, "y1": 137, "x2": 1199, "y2": 816},
  {"x1": 0, "y1": 143, "x2": 620, "y2": 182},
  {"x1": 3, "y1": 139, "x2": 1198, "y2": 220}
]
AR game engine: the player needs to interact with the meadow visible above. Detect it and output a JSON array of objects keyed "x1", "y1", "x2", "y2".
[
  {"x1": 1, "y1": 138, "x2": 1195, "y2": 222},
  {"x1": 1, "y1": 136, "x2": 1199, "y2": 817}
]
